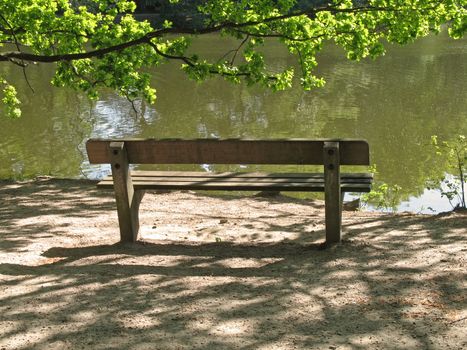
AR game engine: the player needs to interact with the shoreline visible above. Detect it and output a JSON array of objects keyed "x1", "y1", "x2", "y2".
[{"x1": 3, "y1": 176, "x2": 462, "y2": 216}]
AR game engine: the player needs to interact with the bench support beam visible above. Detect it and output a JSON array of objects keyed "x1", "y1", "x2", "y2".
[
  {"x1": 324, "y1": 142, "x2": 342, "y2": 244},
  {"x1": 109, "y1": 142, "x2": 144, "y2": 242}
]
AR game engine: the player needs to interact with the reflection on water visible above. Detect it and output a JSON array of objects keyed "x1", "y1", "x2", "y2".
[{"x1": 0, "y1": 30, "x2": 466, "y2": 212}]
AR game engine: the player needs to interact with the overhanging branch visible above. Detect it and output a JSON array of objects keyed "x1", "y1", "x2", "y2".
[{"x1": 0, "y1": 4, "x2": 414, "y2": 64}]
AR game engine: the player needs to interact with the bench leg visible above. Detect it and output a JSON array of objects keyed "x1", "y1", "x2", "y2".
[
  {"x1": 324, "y1": 142, "x2": 342, "y2": 244},
  {"x1": 110, "y1": 142, "x2": 144, "y2": 242}
]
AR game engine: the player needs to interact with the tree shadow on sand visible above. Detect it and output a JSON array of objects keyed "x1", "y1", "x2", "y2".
[{"x1": 0, "y1": 179, "x2": 466, "y2": 349}]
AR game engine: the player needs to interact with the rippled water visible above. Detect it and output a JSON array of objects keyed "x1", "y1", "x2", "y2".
[{"x1": 1, "y1": 30, "x2": 466, "y2": 213}]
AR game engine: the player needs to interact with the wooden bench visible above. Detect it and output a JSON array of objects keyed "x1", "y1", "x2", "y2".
[{"x1": 86, "y1": 139, "x2": 373, "y2": 245}]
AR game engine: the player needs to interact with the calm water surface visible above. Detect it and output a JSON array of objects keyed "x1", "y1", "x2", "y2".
[{"x1": 1, "y1": 31, "x2": 466, "y2": 213}]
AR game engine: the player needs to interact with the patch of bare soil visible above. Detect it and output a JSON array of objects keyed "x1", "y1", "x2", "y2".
[{"x1": 0, "y1": 179, "x2": 466, "y2": 350}]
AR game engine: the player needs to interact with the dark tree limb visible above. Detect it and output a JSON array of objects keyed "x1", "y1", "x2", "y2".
[{"x1": 0, "y1": 4, "x2": 408, "y2": 64}]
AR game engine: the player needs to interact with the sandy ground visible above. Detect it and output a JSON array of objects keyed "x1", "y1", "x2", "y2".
[{"x1": 0, "y1": 178, "x2": 466, "y2": 350}]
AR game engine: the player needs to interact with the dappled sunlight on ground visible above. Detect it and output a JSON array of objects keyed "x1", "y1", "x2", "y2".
[{"x1": 0, "y1": 179, "x2": 466, "y2": 349}]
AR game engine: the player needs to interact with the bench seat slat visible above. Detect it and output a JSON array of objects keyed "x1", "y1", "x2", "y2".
[
  {"x1": 99, "y1": 171, "x2": 373, "y2": 181},
  {"x1": 96, "y1": 171, "x2": 372, "y2": 192},
  {"x1": 112, "y1": 176, "x2": 372, "y2": 184},
  {"x1": 97, "y1": 181, "x2": 371, "y2": 192},
  {"x1": 127, "y1": 171, "x2": 373, "y2": 179}
]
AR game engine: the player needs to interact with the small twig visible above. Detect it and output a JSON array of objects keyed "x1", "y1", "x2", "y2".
[
  {"x1": 0, "y1": 13, "x2": 35, "y2": 92},
  {"x1": 147, "y1": 39, "x2": 253, "y2": 78},
  {"x1": 22, "y1": 66, "x2": 34, "y2": 93},
  {"x1": 230, "y1": 35, "x2": 249, "y2": 66},
  {"x1": 67, "y1": 62, "x2": 104, "y2": 88},
  {"x1": 233, "y1": 28, "x2": 376, "y2": 42},
  {"x1": 146, "y1": 40, "x2": 195, "y2": 67},
  {"x1": 125, "y1": 94, "x2": 140, "y2": 117},
  {"x1": 216, "y1": 35, "x2": 249, "y2": 65},
  {"x1": 234, "y1": 28, "x2": 326, "y2": 42},
  {"x1": 452, "y1": 146, "x2": 466, "y2": 208},
  {"x1": 216, "y1": 48, "x2": 238, "y2": 63},
  {"x1": 448, "y1": 316, "x2": 467, "y2": 324},
  {"x1": 293, "y1": 43, "x2": 306, "y2": 77}
]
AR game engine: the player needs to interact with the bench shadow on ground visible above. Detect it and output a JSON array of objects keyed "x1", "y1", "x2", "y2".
[{"x1": 1, "y1": 180, "x2": 466, "y2": 349}]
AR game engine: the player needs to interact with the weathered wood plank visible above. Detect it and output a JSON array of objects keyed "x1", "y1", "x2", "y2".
[
  {"x1": 126, "y1": 171, "x2": 373, "y2": 179},
  {"x1": 86, "y1": 139, "x2": 370, "y2": 165},
  {"x1": 100, "y1": 176, "x2": 372, "y2": 184},
  {"x1": 109, "y1": 142, "x2": 144, "y2": 242},
  {"x1": 96, "y1": 171, "x2": 372, "y2": 193},
  {"x1": 323, "y1": 142, "x2": 342, "y2": 244},
  {"x1": 101, "y1": 182, "x2": 323, "y2": 191},
  {"x1": 99, "y1": 172, "x2": 373, "y2": 180},
  {"x1": 96, "y1": 180, "x2": 371, "y2": 192}
]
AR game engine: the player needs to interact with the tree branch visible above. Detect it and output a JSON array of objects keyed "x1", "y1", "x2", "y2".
[
  {"x1": 146, "y1": 40, "x2": 195, "y2": 67},
  {"x1": 230, "y1": 35, "x2": 250, "y2": 66},
  {"x1": 0, "y1": 4, "x2": 413, "y2": 64},
  {"x1": 0, "y1": 13, "x2": 35, "y2": 92},
  {"x1": 147, "y1": 39, "x2": 253, "y2": 78}
]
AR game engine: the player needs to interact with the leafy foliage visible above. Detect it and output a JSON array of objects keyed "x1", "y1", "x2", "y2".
[
  {"x1": 361, "y1": 182, "x2": 402, "y2": 213},
  {"x1": 0, "y1": 79, "x2": 21, "y2": 118},
  {"x1": 360, "y1": 165, "x2": 402, "y2": 212},
  {"x1": 0, "y1": 0, "x2": 465, "y2": 117},
  {"x1": 427, "y1": 135, "x2": 466, "y2": 209}
]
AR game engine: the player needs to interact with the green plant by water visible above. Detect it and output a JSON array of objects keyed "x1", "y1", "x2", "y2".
[
  {"x1": 426, "y1": 135, "x2": 466, "y2": 210},
  {"x1": 360, "y1": 165, "x2": 402, "y2": 213}
]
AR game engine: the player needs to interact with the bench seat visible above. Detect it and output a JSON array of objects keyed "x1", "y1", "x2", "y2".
[{"x1": 97, "y1": 171, "x2": 373, "y2": 192}]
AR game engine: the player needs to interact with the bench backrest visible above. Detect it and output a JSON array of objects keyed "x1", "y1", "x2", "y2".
[{"x1": 86, "y1": 139, "x2": 370, "y2": 165}]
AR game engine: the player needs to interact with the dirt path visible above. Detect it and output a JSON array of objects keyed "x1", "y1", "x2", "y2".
[{"x1": 0, "y1": 179, "x2": 466, "y2": 349}]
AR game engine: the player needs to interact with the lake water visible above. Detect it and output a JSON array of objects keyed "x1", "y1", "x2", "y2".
[{"x1": 1, "y1": 30, "x2": 466, "y2": 213}]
